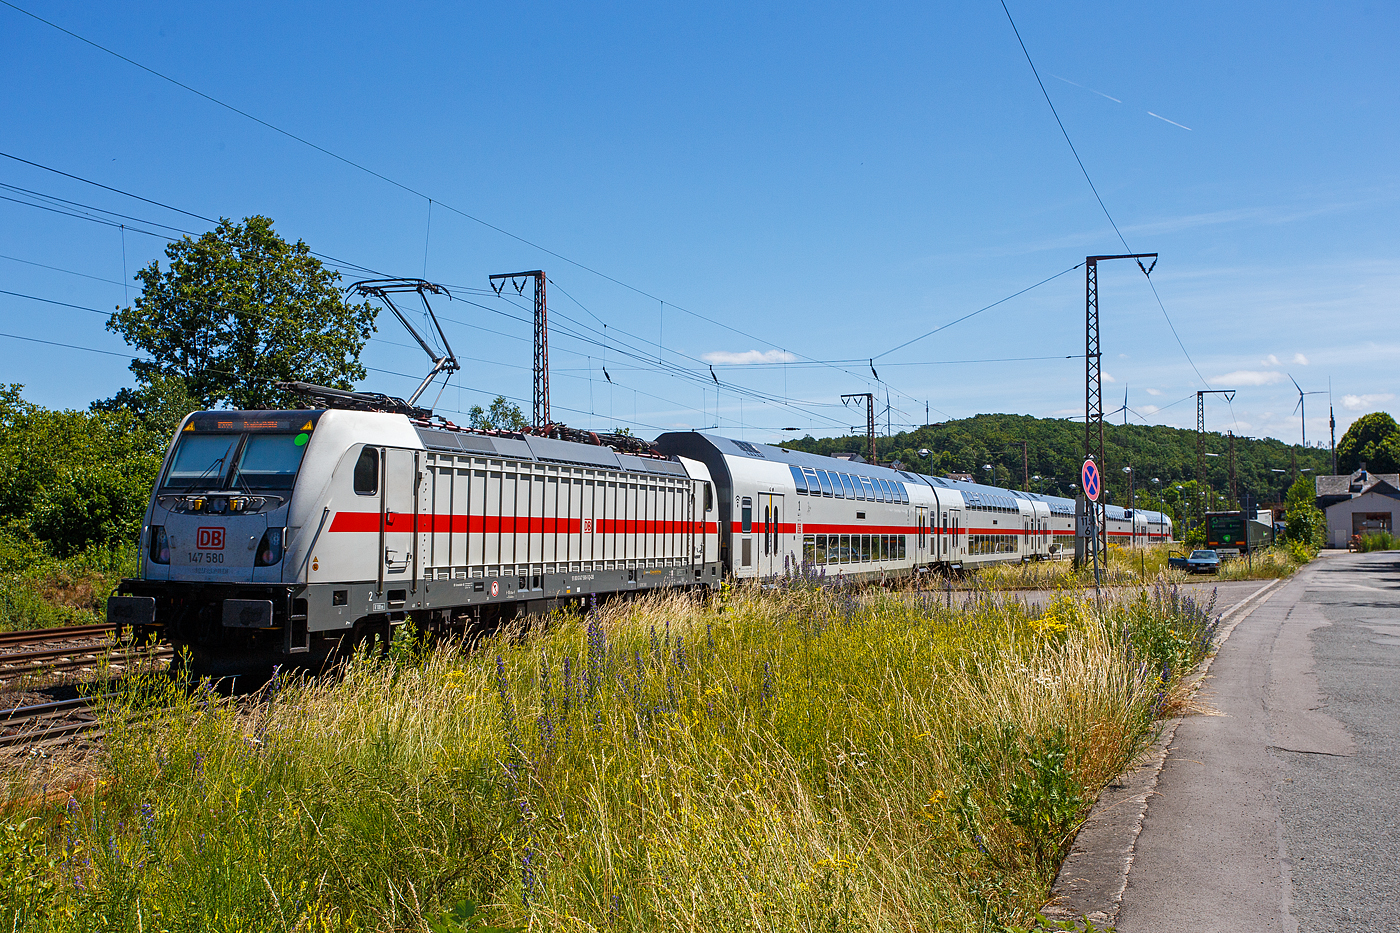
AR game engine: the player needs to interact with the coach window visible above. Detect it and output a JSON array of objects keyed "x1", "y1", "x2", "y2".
[
  {"x1": 860, "y1": 476, "x2": 875, "y2": 500},
  {"x1": 790, "y1": 465, "x2": 808, "y2": 494},
  {"x1": 353, "y1": 447, "x2": 379, "y2": 496},
  {"x1": 837, "y1": 473, "x2": 854, "y2": 498},
  {"x1": 741, "y1": 497, "x2": 752, "y2": 533},
  {"x1": 816, "y1": 470, "x2": 834, "y2": 497}
]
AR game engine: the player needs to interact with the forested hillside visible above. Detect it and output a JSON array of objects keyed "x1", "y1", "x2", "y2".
[{"x1": 779, "y1": 413, "x2": 1332, "y2": 518}]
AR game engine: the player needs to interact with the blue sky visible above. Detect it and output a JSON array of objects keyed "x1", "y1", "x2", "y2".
[{"x1": 2, "y1": 2, "x2": 1396, "y2": 451}]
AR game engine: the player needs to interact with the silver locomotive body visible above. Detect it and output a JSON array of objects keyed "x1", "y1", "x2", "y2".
[{"x1": 110, "y1": 409, "x2": 721, "y2": 672}]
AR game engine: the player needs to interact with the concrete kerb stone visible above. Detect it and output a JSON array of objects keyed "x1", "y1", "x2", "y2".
[{"x1": 1040, "y1": 575, "x2": 1290, "y2": 928}]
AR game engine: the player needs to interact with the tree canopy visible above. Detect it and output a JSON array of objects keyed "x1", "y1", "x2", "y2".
[
  {"x1": 105, "y1": 216, "x2": 377, "y2": 412},
  {"x1": 468, "y1": 396, "x2": 528, "y2": 431},
  {"x1": 1336, "y1": 411, "x2": 1399, "y2": 473}
]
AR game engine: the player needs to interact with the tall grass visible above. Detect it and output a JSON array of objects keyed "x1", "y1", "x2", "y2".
[
  {"x1": 974, "y1": 544, "x2": 1187, "y2": 589},
  {"x1": 0, "y1": 532, "x2": 137, "y2": 631},
  {"x1": 2, "y1": 582, "x2": 1220, "y2": 932}
]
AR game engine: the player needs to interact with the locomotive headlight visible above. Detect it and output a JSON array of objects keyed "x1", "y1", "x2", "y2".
[
  {"x1": 149, "y1": 526, "x2": 170, "y2": 565},
  {"x1": 254, "y1": 527, "x2": 285, "y2": 566}
]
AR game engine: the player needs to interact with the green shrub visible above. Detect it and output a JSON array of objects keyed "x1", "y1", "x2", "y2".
[{"x1": 1357, "y1": 531, "x2": 1400, "y2": 552}]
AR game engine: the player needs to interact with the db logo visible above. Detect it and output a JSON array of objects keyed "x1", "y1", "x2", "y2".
[
  {"x1": 489, "y1": 580, "x2": 499, "y2": 598},
  {"x1": 583, "y1": 518, "x2": 593, "y2": 534},
  {"x1": 196, "y1": 527, "x2": 225, "y2": 550}
]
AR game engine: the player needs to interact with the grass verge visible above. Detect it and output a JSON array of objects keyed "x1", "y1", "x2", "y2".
[
  {"x1": 3, "y1": 581, "x2": 1220, "y2": 932},
  {"x1": 0, "y1": 532, "x2": 137, "y2": 632}
]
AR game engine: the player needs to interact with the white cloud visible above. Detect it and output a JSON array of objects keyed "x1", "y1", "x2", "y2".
[
  {"x1": 1342, "y1": 393, "x2": 1395, "y2": 411},
  {"x1": 1102, "y1": 372, "x2": 1116, "y2": 383},
  {"x1": 701, "y1": 349, "x2": 798, "y2": 365},
  {"x1": 1140, "y1": 405, "x2": 1160, "y2": 415},
  {"x1": 1145, "y1": 388, "x2": 1162, "y2": 396},
  {"x1": 1262, "y1": 354, "x2": 1281, "y2": 366},
  {"x1": 1293, "y1": 353, "x2": 1309, "y2": 365},
  {"x1": 1212, "y1": 370, "x2": 1284, "y2": 386}
]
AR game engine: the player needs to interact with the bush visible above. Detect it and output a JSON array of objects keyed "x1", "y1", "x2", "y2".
[
  {"x1": 0, "y1": 384, "x2": 164, "y2": 556},
  {"x1": 1356, "y1": 531, "x2": 1400, "y2": 552}
]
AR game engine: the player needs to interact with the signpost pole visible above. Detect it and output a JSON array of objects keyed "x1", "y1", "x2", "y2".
[{"x1": 1082, "y1": 459, "x2": 1103, "y2": 599}]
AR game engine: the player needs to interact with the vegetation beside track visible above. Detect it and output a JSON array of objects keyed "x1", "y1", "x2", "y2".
[
  {"x1": 970, "y1": 541, "x2": 1313, "y2": 590},
  {"x1": 4, "y1": 580, "x2": 1221, "y2": 932},
  {"x1": 0, "y1": 534, "x2": 137, "y2": 633}
]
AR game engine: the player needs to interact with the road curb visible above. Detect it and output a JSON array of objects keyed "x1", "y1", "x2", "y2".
[{"x1": 1041, "y1": 575, "x2": 1289, "y2": 927}]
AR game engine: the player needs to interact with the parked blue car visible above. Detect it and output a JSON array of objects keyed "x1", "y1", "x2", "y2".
[{"x1": 1184, "y1": 549, "x2": 1222, "y2": 574}]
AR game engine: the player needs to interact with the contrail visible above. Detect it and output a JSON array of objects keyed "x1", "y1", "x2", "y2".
[
  {"x1": 1147, "y1": 111, "x2": 1192, "y2": 131},
  {"x1": 1049, "y1": 72, "x2": 1121, "y2": 103},
  {"x1": 1051, "y1": 72, "x2": 1193, "y2": 131}
]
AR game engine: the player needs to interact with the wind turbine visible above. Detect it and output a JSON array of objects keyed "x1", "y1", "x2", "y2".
[
  {"x1": 1288, "y1": 374, "x2": 1325, "y2": 447},
  {"x1": 1107, "y1": 387, "x2": 1130, "y2": 425}
]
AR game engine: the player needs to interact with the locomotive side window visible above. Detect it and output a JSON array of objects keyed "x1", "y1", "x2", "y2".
[{"x1": 353, "y1": 447, "x2": 379, "y2": 496}]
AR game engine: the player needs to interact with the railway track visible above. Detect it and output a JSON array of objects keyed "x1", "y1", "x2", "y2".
[
  {"x1": 0, "y1": 622, "x2": 117, "y2": 649},
  {"x1": 0, "y1": 624, "x2": 170, "y2": 677},
  {"x1": 0, "y1": 696, "x2": 102, "y2": 748}
]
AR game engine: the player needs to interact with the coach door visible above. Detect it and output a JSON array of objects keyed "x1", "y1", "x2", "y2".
[
  {"x1": 916, "y1": 506, "x2": 928, "y2": 562},
  {"x1": 380, "y1": 448, "x2": 419, "y2": 595},
  {"x1": 758, "y1": 492, "x2": 784, "y2": 578},
  {"x1": 949, "y1": 509, "x2": 962, "y2": 561}
]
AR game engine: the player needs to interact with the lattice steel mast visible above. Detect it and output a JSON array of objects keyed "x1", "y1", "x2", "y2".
[{"x1": 490, "y1": 270, "x2": 550, "y2": 427}]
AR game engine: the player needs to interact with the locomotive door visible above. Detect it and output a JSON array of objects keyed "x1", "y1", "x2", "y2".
[
  {"x1": 758, "y1": 493, "x2": 784, "y2": 578},
  {"x1": 380, "y1": 448, "x2": 418, "y2": 590}
]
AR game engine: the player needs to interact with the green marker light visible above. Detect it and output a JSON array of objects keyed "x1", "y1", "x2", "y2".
[{"x1": 294, "y1": 433, "x2": 309, "y2": 446}]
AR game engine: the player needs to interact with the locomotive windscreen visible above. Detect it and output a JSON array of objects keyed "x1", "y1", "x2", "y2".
[{"x1": 163, "y1": 412, "x2": 319, "y2": 491}]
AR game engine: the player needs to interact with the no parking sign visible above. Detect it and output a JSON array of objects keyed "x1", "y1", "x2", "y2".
[{"x1": 1081, "y1": 460, "x2": 1101, "y2": 502}]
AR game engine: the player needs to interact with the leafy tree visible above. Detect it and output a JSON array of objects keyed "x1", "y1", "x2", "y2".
[
  {"x1": 106, "y1": 216, "x2": 377, "y2": 412},
  {"x1": 1336, "y1": 411, "x2": 1399, "y2": 474},
  {"x1": 468, "y1": 396, "x2": 527, "y2": 431},
  {"x1": 91, "y1": 371, "x2": 201, "y2": 441},
  {"x1": 1283, "y1": 475, "x2": 1325, "y2": 546},
  {"x1": 0, "y1": 385, "x2": 163, "y2": 555}
]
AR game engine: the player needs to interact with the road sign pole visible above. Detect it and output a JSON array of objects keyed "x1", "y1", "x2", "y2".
[{"x1": 1083, "y1": 459, "x2": 1104, "y2": 598}]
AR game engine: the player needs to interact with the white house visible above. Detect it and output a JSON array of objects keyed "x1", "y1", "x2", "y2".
[{"x1": 1316, "y1": 468, "x2": 1399, "y2": 548}]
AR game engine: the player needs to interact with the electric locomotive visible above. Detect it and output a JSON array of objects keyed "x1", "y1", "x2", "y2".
[{"x1": 108, "y1": 406, "x2": 721, "y2": 673}]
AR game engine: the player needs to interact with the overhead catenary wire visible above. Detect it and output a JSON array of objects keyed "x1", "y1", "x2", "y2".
[
  {"x1": 1, "y1": 5, "x2": 1205, "y2": 433},
  {"x1": 998, "y1": 0, "x2": 1211, "y2": 392}
]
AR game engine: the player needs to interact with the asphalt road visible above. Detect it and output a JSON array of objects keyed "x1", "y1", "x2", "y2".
[{"x1": 1116, "y1": 551, "x2": 1400, "y2": 932}]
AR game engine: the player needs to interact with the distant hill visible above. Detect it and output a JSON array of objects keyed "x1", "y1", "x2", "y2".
[{"x1": 778, "y1": 413, "x2": 1331, "y2": 519}]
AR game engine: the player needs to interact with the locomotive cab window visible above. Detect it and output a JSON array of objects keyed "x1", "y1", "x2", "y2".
[
  {"x1": 229, "y1": 434, "x2": 310, "y2": 490},
  {"x1": 162, "y1": 434, "x2": 240, "y2": 489},
  {"x1": 353, "y1": 447, "x2": 379, "y2": 496}
]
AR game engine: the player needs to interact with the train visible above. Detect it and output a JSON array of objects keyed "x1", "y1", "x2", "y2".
[{"x1": 106, "y1": 403, "x2": 1171, "y2": 672}]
